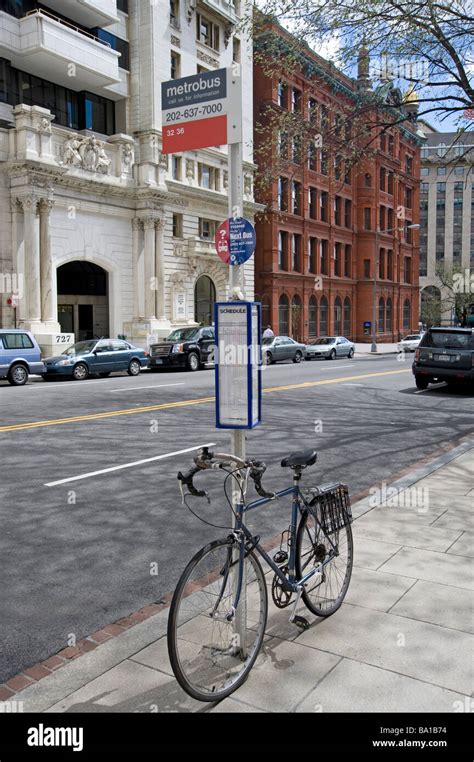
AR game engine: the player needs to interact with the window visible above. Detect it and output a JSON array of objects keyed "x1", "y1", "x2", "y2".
[
  {"x1": 387, "y1": 250, "x2": 393, "y2": 280},
  {"x1": 404, "y1": 256, "x2": 412, "y2": 283},
  {"x1": 278, "y1": 231, "x2": 288, "y2": 270},
  {"x1": 334, "y1": 243, "x2": 342, "y2": 276},
  {"x1": 308, "y1": 141, "x2": 317, "y2": 171},
  {"x1": 344, "y1": 245, "x2": 351, "y2": 277},
  {"x1": 196, "y1": 13, "x2": 220, "y2": 51},
  {"x1": 386, "y1": 298, "x2": 392, "y2": 332},
  {"x1": 404, "y1": 222, "x2": 413, "y2": 243},
  {"x1": 405, "y1": 187, "x2": 413, "y2": 209},
  {"x1": 309, "y1": 188, "x2": 317, "y2": 219},
  {"x1": 420, "y1": 167, "x2": 429, "y2": 176},
  {"x1": 94, "y1": 29, "x2": 130, "y2": 70},
  {"x1": 380, "y1": 167, "x2": 386, "y2": 192},
  {"x1": 320, "y1": 240, "x2": 329, "y2": 275},
  {"x1": 292, "y1": 234, "x2": 301, "y2": 270},
  {"x1": 309, "y1": 296, "x2": 317, "y2": 336},
  {"x1": 364, "y1": 173, "x2": 372, "y2": 187},
  {"x1": 277, "y1": 80, "x2": 286, "y2": 108},
  {"x1": 437, "y1": 182, "x2": 446, "y2": 192},
  {"x1": 198, "y1": 163, "x2": 218, "y2": 190},
  {"x1": 334, "y1": 155, "x2": 342, "y2": 181},
  {"x1": 171, "y1": 51, "x2": 181, "y2": 80},
  {"x1": 172, "y1": 155, "x2": 182, "y2": 180},
  {"x1": 405, "y1": 155, "x2": 413, "y2": 175},
  {"x1": 279, "y1": 295, "x2": 289, "y2": 335},
  {"x1": 320, "y1": 191, "x2": 328, "y2": 222},
  {"x1": 379, "y1": 248, "x2": 385, "y2": 279},
  {"x1": 320, "y1": 297, "x2": 328, "y2": 336},
  {"x1": 172, "y1": 213, "x2": 183, "y2": 238},
  {"x1": 334, "y1": 297, "x2": 342, "y2": 334},
  {"x1": 378, "y1": 298, "x2": 385, "y2": 333},
  {"x1": 344, "y1": 164, "x2": 351, "y2": 185},
  {"x1": 292, "y1": 88, "x2": 302, "y2": 112},
  {"x1": 308, "y1": 238, "x2": 317, "y2": 273},
  {"x1": 83, "y1": 92, "x2": 115, "y2": 134},
  {"x1": 388, "y1": 134, "x2": 394, "y2": 155},
  {"x1": 278, "y1": 130, "x2": 288, "y2": 159},
  {"x1": 232, "y1": 37, "x2": 241, "y2": 63},
  {"x1": 344, "y1": 199, "x2": 351, "y2": 228},
  {"x1": 292, "y1": 182, "x2": 301, "y2": 215},
  {"x1": 343, "y1": 297, "x2": 351, "y2": 336},
  {"x1": 387, "y1": 208, "x2": 393, "y2": 230},
  {"x1": 170, "y1": 0, "x2": 180, "y2": 28},
  {"x1": 380, "y1": 133, "x2": 386, "y2": 152},
  {"x1": 364, "y1": 208, "x2": 371, "y2": 230},
  {"x1": 364, "y1": 259, "x2": 371, "y2": 278},
  {"x1": 0, "y1": 332, "x2": 33, "y2": 349},
  {"x1": 334, "y1": 196, "x2": 342, "y2": 226},
  {"x1": 320, "y1": 150, "x2": 328, "y2": 175},
  {"x1": 278, "y1": 177, "x2": 288, "y2": 211},
  {"x1": 117, "y1": 0, "x2": 129, "y2": 12},
  {"x1": 403, "y1": 299, "x2": 411, "y2": 330},
  {"x1": 380, "y1": 206, "x2": 386, "y2": 231},
  {"x1": 292, "y1": 136, "x2": 301, "y2": 163},
  {"x1": 199, "y1": 218, "x2": 217, "y2": 239},
  {"x1": 454, "y1": 166, "x2": 464, "y2": 175},
  {"x1": 308, "y1": 98, "x2": 318, "y2": 123},
  {"x1": 437, "y1": 166, "x2": 446, "y2": 176}
]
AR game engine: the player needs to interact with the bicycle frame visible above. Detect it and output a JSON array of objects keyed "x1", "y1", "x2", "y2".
[{"x1": 230, "y1": 473, "x2": 340, "y2": 614}]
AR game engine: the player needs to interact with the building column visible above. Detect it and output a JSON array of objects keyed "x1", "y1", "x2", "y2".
[
  {"x1": 143, "y1": 216, "x2": 157, "y2": 319},
  {"x1": 155, "y1": 217, "x2": 166, "y2": 321},
  {"x1": 132, "y1": 217, "x2": 143, "y2": 319},
  {"x1": 39, "y1": 198, "x2": 57, "y2": 326},
  {"x1": 19, "y1": 196, "x2": 41, "y2": 325}
]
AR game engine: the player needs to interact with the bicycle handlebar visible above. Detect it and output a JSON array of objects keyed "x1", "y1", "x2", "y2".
[{"x1": 177, "y1": 447, "x2": 276, "y2": 500}]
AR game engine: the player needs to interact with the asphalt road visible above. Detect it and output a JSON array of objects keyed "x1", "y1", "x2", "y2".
[{"x1": 1, "y1": 354, "x2": 474, "y2": 682}]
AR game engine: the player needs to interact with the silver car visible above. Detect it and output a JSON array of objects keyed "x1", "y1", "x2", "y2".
[
  {"x1": 305, "y1": 336, "x2": 355, "y2": 360},
  {"x1": 262, "y1": 336, "x2": 306, "y2": 364}
]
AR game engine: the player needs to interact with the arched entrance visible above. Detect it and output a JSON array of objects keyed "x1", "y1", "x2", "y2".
[
  {"x1": 57, "y1": 261, "x2": 109, "y2": 340},
  {"x1": 194, "y1": 275, "x2": 216, "y2": 326}
]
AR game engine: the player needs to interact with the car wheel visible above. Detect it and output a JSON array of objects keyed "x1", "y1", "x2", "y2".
[
  {"x1": 293, "y1": 351, "x2": 303, "y2": 363},
  {"x1": 187, "y1": 352, "x2": 200, "y2": 372},
  {"x1": 348, "y1": 348, "x2": 355, "y2": 358},
  {"x1": 72, "y1": 363, "x2": 89, "y2": 381},
  {"x1": 264, "y1": 351, "x2": 273, "y2": 365},
  {"x1": 7, "y1": 364, "x2": 28, "y2": 386},
  {"x1": 329, "y1": 349, "x2": 336, "y2": 360},
  {"x1": 128, "y1": 359, "x2": 141, "y2": 376},
  {"x1": 415, "y1": 375, "x2": 429, "y2": 390},
  {"x1": 99, "y1": 372, "x2": 111, "y2": 378}
]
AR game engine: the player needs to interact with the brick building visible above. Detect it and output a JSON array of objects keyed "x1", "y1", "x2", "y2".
[{"x1": 253, "y1": 25, "x2": 423, "y2": 343}]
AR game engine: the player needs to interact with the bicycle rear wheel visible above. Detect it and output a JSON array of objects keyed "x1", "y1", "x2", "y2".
[
  {"x1": 167, "y1": 537, "x2": 268, "y2": 702},
  {"x1": 296, "y1": 509, "x2": 353, "y2": 617}
]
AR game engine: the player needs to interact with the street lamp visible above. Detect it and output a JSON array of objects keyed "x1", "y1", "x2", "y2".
[{"x1": 371, "y1": 223, "x2": 420, "y2": 353}]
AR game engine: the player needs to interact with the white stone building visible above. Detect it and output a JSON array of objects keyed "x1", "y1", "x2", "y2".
[{"x1": 0, "y1": 0, "x2": 257, "y2": 353}]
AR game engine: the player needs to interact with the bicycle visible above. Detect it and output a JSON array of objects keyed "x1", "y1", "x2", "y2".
[{"x1": 167, "y1": 446, "x2": 353, "y2": 702}]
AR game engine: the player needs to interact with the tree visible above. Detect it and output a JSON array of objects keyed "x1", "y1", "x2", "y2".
[{"x1": 421, "y1": 265, "x2": 474, "y2": 326}]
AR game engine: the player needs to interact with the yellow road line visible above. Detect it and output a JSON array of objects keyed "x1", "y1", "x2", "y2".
[{"x1": 0, "y1": 369, "x2": 410, "y2": 433}]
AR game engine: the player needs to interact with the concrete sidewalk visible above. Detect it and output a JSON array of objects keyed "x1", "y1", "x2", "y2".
[
  {"x1": 7, "y1": 441, "x2": 474, "y2": 713},
  {"x1": 354, "y1": 342, "x2": 399, "y2": 355}
]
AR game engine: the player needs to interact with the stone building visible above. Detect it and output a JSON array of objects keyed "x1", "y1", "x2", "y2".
[{"x1": 0, "y1": 0, "x2": 257, "y2": 353}]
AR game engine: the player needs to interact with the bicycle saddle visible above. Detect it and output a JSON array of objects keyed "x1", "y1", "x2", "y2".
[{"x1": 281, "y1": 449, "x2": 318, "y2": 468}]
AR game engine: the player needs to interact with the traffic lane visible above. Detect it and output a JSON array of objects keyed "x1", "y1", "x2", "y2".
[
  {"x1": 0, "y1": 355, "x2": 402, "y2": 429},
  {"x1": 1, "y1": 370, "x2": 474, "y2": 681}
]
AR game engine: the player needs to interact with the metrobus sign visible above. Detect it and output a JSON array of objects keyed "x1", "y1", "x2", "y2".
[{"x1": 161, "y1": 67, "x2": 242, "y2": 153}]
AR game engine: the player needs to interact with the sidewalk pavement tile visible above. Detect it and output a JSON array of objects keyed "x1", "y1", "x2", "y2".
[
  {"x1": 388, "y1": 580, "x2": 474, "y2": 633},
  {"x1": 413, "y1": 477, "x2": 472, "y2": 496},
  {"x1": 352, "y1": 515, "x2": 462, "y2": 552},
  {"x1": 431, "y1": 510, "x2": 474, "y2": 532},
  {"x1": 230, "y1": 637, "x2": 341, "y2": 712},
  {"x1": 296, "y1": 659, "x2": 471, "y2": 713},
  {"x1": 46, "y1": 659, "x2": 202, "y2": 713},
  {"x1": 378, "y1": 546, "x2": 474, "y2": 590},
  {"x1": 297, "y1": 603, "x2": 473, "y2": 695},
  {"x1": 446, "y1": 532, "x2": 474, "y2": 558},
  {"x1": 422, "y1": 496, "x2": 473, "y2": 512},
  {"x1": 210, "y1": 698, "x2": 266, "y2": 713},
  {"x1": 347, "y1": 567, "x2": 415, "y2": 612},
  {"x1": 350, "y1": 537, "x2": 402, "y2": 570}
]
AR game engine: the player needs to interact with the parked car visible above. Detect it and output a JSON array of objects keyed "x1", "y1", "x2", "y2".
[
  {"x1": 398, "y1": 334, "x2": 423, "y2": 353},
  {"x1": 149, "y1": 326, "x2": 215, "y2": 372},
  {"x1": 42, "y1": 339, "x2": 149, "y2": 381},
  {"x1": 0, "y1": 329, "x2": 45, "y2": 386},
  {"x1": 262, "y1": 336, "x2": 305, "y2": 364},
  {"x1": 305, "y1": 336, "x2": 355, "y2": 361},
  {"x1": 412, "y1": 327, "x2": 474, "y2": 390}
]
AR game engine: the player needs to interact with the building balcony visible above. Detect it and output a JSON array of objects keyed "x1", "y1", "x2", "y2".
[
  {"x1": 0, "y1": 9, "x2": 121, "y2": 93},
  {"x1": 198, "y1": 0, "x2": 239, "y2": 23},
  {"x1": 40, "y1": 0, "x2": 119, "y2": 28}
]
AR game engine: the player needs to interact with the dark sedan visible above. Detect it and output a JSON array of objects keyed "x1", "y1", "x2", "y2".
[{"x1": 42, "y1": 339, "x2": 149, "y2": 381}]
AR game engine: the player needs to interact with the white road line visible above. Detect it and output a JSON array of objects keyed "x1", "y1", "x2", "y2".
[
  {"x1": 107, "y1": 383, "x2": 185, "y2": 393},
  {"x1": 44, "y1": 442, "x2": 217, "y2": 487},
  {"x1": 339, "y1": 383, "x2": 365, "y2": 387}
]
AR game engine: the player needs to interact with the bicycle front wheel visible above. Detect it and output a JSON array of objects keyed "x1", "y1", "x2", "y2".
[
  {"x1": 167, "y1": 538, "x2": 268, "y2": 702},
  {"x1": 296, "y1": 509, "x2": 353, "y2": 617}
]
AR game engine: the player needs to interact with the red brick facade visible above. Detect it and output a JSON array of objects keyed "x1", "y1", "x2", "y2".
[{"x1": 253, "y1": 33, "x2": 421, "y2": 343}]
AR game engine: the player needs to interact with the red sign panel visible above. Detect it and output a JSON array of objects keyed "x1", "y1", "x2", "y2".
[{"x1": 162, "y1": 115, "x2": 227, "y2": 154}]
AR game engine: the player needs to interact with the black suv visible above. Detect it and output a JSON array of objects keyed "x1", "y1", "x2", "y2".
[
  {"x1": 149, "y1": 326, "x2": 215, "y2": 372},
  {"x1": 412, "y1": 327, "x2": 474, "y2": 389}
]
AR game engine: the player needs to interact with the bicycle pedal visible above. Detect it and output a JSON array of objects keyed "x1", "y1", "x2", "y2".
[
  {"x1": 292, "y1": 615, "x2": 310, "y2": 631},
  {"x1": 273, "y1": 550, "x2": 288, "y2": 564}
]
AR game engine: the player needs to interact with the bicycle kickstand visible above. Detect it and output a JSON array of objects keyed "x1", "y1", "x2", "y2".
[{"x1": 288, "y1": 587, "x2": 310, "y2": 631}]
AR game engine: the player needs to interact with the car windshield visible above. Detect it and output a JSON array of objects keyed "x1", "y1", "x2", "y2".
[
  {"x1": 262, "y1": 337, "x2": 275, "y2": 345},
  {"x1": 311, "y1": 338, "x2": 335, "y2": 345},
  {"x1": 403, "y1": 335, "x2": 420, "y2": 341},
  {"x1": 421, "y1": 331, "x2": 473, "y2": 350},
  {"x1": 62, "y1": 341, "x2": 97, "y2": 356},
  {"x1": 166, "y1": 328, "x2": 200, "y2": 342}
]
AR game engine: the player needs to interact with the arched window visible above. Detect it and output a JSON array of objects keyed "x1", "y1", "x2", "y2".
[
  {"x1": 343, "y1": 297, "x2": 351, "y2": 337},
  {"x1": 309, "y1": 296, "x2": 317, "y2": 336},
  {"x1": 334, "y1": 296, "x2": 342, "y2": 334},
  {"x1": 279, "y1": 294, "x2": 289, "y2": 335},
  {"x1": 403, "y1": 298, "x2": 411, "y2": 330},
  {"x1": 291, "y1": 294, "x2": 302, "y2": 340},
  {"x1": 378, "y1": 297, "x2": 385, "y2": 333},
  {"x1": 386, "y1": 298, "x2": 392, "y2": 333},
  {"x1": 194, "y1": 275, "x2": 216, "y2": 326},
  {"x1": 320, "y1": 296, "x2": 328, "y2": 336}
]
